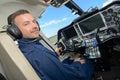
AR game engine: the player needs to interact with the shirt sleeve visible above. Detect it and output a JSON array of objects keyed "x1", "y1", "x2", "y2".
[{"x1": 33, "y1": 50, "x2": 93, "y2": 80}]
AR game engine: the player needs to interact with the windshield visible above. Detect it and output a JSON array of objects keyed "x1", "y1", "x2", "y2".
[{"x1": 37, "y1": 0, "x2": 109, "y2": 43}]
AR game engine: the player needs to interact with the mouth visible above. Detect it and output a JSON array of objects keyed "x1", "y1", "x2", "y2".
[{"x1": 31, "y1": 29, "x2": 39, "y2": 34}]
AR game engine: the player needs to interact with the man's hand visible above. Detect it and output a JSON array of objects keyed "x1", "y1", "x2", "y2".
[
  {"x1": 74, "y1": 58, "x2": 85, "y2": 64},
  {"x1": 55, "y1": 47, "x2": 62, "y2": 56}
]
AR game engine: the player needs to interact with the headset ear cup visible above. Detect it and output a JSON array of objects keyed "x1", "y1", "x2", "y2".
[
  {"x1": 36, "y1": 21, "x2": 40, "y2": 31},
  {"x1": 7, "y1": 24, "x2": 23, "y2": 39}
]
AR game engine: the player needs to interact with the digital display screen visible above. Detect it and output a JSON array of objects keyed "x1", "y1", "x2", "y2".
[
  {"x1": 78, "y1": 13, "x2": 105, "y2": 35},
  {"x1": 62, "y1": 26, "x2": 77, "y2": 40}
]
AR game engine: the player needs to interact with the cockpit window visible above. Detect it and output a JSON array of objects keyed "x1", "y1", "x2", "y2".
[{"x1": 38, "y1": 0, "x2": 109, "y2": 44}]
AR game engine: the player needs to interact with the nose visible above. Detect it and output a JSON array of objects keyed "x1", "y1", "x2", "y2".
[{"x1": 31, "y1": 21, "x2": 39, "y2": 29}]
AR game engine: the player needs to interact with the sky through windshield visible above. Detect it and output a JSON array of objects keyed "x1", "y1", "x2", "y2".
[{"x1": 38, "y1": 0, "x2": 113, "y2": 38}]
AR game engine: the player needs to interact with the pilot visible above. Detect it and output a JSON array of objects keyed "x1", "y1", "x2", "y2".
[{"x1": 7, "y1": 9, "x2": 94, "y2": 80}]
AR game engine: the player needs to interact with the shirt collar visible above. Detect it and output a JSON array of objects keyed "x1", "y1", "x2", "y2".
[{"x1": 18, "y1": 38, "x2": 39, "y2": 44}]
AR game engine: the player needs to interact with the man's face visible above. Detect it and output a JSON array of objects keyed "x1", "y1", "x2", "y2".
[{"x1": 14, "y1": 13, "x2": 40, "y2": 39}]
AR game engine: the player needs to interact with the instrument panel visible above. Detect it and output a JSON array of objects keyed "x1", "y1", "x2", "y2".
[{"x1": 57, "y1": 1, "x2": 120, "y2": 59}]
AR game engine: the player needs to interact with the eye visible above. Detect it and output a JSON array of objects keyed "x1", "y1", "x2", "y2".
[
  {"x1": 23, "y1": 22, "x2": 29, "y2": 26},
  {"x1": 33, "y1": 20, "x2": 37, "y2": 24}
]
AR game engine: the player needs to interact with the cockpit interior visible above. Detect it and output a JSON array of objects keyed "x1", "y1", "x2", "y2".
[{"x1": 0, "y1": 0, "x2": 120, "y2": 80}]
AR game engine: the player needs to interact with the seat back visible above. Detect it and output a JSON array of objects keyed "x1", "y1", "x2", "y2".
[{"x1": 0, "y1": 32, "x2": 40, "y2": 80}]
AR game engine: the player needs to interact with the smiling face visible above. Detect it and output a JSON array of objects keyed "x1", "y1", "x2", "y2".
[{"x1": 14, "y1": 13, "x2": 40, "y2": 39}]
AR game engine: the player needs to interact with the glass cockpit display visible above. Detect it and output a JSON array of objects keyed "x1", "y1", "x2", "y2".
[
  {"x1": 62, "y1": 26, "x2": 77, "y2": 40},
  {"x1": 78, "y1": 13, "x2": 106, "y2": 36}
]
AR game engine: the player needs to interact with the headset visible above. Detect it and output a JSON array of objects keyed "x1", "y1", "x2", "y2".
[
  {"x1": 7, "y1": 14, "x2": 40, "y2": 39},
  {"x1": 7, "y1": 14, "x2": 23, "y2": 39}
]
